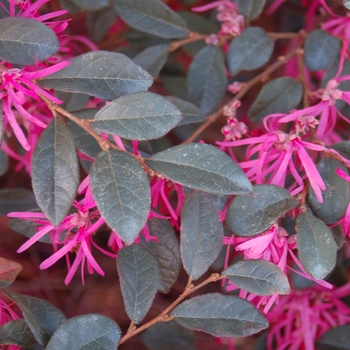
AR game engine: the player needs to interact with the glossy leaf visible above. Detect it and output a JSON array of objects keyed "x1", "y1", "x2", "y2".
[
  {"x1": 40, "y1": 51, "x2": 153, "y2": 101},
  {"x1": 146, "y1": 143, "x2": 252, "y2": 195},
  {"x1": 133, "y1": 44, "x2": 169, "y2": 78},
  {"x1": 141, "y1": 218, "x2": 181, "y2": 293},
  {"x1": 4, "y1": 290, "x2": 66, "y2": 347},
  {"x1": 167, "y1": 97, "x2": 205, "y2": 126},
  {"x1": 0, "y1": 17, "x2": 59, "y2": 65},
  {"x1": 304, "y1": 30, "x2": 340, "y2": 71},
  {"x1": 317, "y1": 325, "x2": 350, "y2": 350},
  {"x1": 117, "y1": 244, "x2": 159, "y2": 324},
  {"x1": 0, "y1": 257, "x2": 22, "y2": 289},
  {"x1": 236, "y1": 0, "x2": 267, "y2": 20},
  {"x1": 309, "y1": 157, "x2": 350, "y2": 225},
  {"x1": 92, "y1": 91, "x2": 182, "y2": 140},
  {"x1": 188, "y1": 45, "x2": 227, "y2": 115},
  {"x1": 0, "y1": 189, "x2": 37, "y2": 215},
  {"x1": 114, "y1": 0, "x2": 189, "y2": 39},
  {"x1": 226, "y1": 185, "x2": 297, "y2": 236},
  {"x1": 32, "y1": 117, "x2": 79, "y2": 227},
  {"x1": 90, "y1": 150, "x2": 150, "y2": 244},
  {"x1": 0, "y1": 319, "x2": 36, "y2": 348},
  {"x1": 171, "y1": 293, "x2": 268, "y2": 337},
  {"x1": 71, "y1": 0, "x2": 109, "y2": 11},
  {"x1": 296, "y1": 212, "x2": 337, "y2": 280},
  {"x1": 0, "y1": 149, "x2": 8, "y2": 176},
  {"x1": 227, "y1": 27, "x2": 274, "y2": 76},
  {"x1": 181, "y1": 191, "x2": 223, "y2": 280},
  {"x1": 222, "y1": 259, "x2": 290, "y2": 296},
  {"x1": 45, "y1": 314, "x2": 121, "y2": 350},
  {"x1": 248, "y1": 77, "x2": 303, "y2": 123}
]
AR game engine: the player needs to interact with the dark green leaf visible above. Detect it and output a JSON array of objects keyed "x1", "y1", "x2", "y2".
[
  {"x1": 90, "y1": 150, "x2": 150, "y2": 244},
  {"x1": 317, "y1": 325, "x2": 350, "y2": 350},
  {"x1": 236, "y1": 0, "x2": 267, "y2": 20},
  {"x1": 331, "y1": 225, "x2": 344, "y2": 250},
  {"x1": 0, "y1": 17, "x2": 59, "y2": 65},
  {"x1": 188, "y1": 45, "x2": 227, "y2": 115},
  {"x1": 141, "y1": 321, "x2": 195, "y2": 350},
  {"x1": 181, "y1": 191, "x2": 223, "y2": 280},
  {"x1": 45, "y1": 314, "x2": 121, "y2": 350},
  {"x1": 162, "y1": 75, "x2": 187, "y2": 100},
  {"x1": 40, "y1": 51, "x2": 153, "y2": 101},
  {"x1": 0, "y1": 148, "x2": 8, "y2": 176},
  {"x1": 4, "y1": 290, "x2": 66, "y2": 347},
  {"x1": 222, "y1": 259, "x2": 290, "y2": 296},
  {"x1": 32, "y1": 117, "x2": 79, "y2": 226},
  {"x1": 0, "y1": 257, "x2": 22, "y2": 289},
  {"x1": 309, "y1": 158, "x2": 350, "y2": 225},
  {"x1": 248, "y1": 77, "x2": 303, "y2": 123},
  {"x1": 92, "y1": 91, "x2": 182, "y2": 140},
  {"x1": 330, "y1": 141, "x2": 350, "y2": 159},
  {"x1": 141, "y1": 218, "x2": 181, "y2": 293},
  {"x1": 114, "y1": 0, "x2": 189, "y2": 39},
  {"x1": 123, "y1": 28, "x2": 170, "y2": 49},
  {"x1": 304, "y1": 30, "x2": 340, "y2": 71},
  {"x1": 226, "y1": 185, "x2": 297, "y2": 236},
  {"x1": 228, "y1": 27, "x2": 274, "y2": 76},
  {"x1": 58, "y1": 0, "x2": 80, "y2": 13},
  {"x1": 146, "y1": 143, "x2": 252, "y2": 195},
  {"x1": 117, "y1": 244, "x2": 159, "y2": 324},
  {"x1": 167, "y1": 97, "x2": 205, "y2": 126},
  {"x1": 0, "y1": 320, "x2": 36, "y2": 347},
  {"x1": 296, "y1": 212, "x2": 337, "y2": 279},
  {"x1": 55, "y1": 91, "x2": 90, "y2": 113},
  {"x1": 71, "y1": 0, "x2": 109, "y2": 11},
  {"x1": 171, "y1": 293, "x2": 268, "y2": 337},
  {"x1": 0, "y1": 189, "x2": 37, "y2": 215}
]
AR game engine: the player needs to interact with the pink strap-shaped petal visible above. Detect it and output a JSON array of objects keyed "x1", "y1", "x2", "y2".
[{"x1": 17, "y1": 224, "x2": 53, "y2": 253}]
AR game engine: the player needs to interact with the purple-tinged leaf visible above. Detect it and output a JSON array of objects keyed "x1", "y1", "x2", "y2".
[
  {"x1": 317, "y1": 325, "x2": 350, "y2": 350},
  {"x1": 70, "y1": 0, "x2": 109, "y2": 11},
  {"x1": 167, "y1": 97, "x2": 205, "y2": 126},
  {"x1": 0, "y1": 319, "x2": 36, "y2": 348},
  {"x1": 0, "y1": 189, "x2": 37, "y2": 216},
  {"x1": 0, "y1": 257, "x2": 22, "y2": 289},
  {"x1": 236, "y1": 0, "x2": 267, "y2": 20}
]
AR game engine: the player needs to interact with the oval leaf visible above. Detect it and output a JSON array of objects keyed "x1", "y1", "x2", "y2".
[
  {"x1": 167, "y1": 97, "x2": 205, "y2": 126},
  {"x1": 0, "y1": 17, "x2": 59, "y2": 65},
  {"x1": 71, "y1": 0, "x2": 109, "y2": 11},
  {"x1": 4, "y1": 290, "x2": 66, "y2": 347},
  {"x1": 91, "y1": 92, "x2": 182, "y2": 140},
  {"x1": 0, "y1": 189, "x2": 37, "y2": 215},
  {"x1": 32, "y1": 117, "x2": 79, "y2": 227},
  {"x1": 308, "y1": 157, "x2": 350, "y2": 225},
  {"x1": 296, "y1": 212, "x2": 337, "y2": 280},
  {"x1": 236, "y1": 0, "x2": 267, "y2": 20},
  {"x1": 331, "y1": 141, "x2": 350, "y2": 159},
  {"x1": 226, "y1": 184, "x2": 298, "y2": 236},
  {"x1": 181, "y1": 191, "x2": 223, "y2": 280},
  {"x1": 188, "y1": 45, "x2": 227, "y2": 115},
  {"x1": 228, "y1": 27, "x2": 274, "y2": 76},
  {"x1": 317, "y1": 325, "x2": 350, "y2": 350},
  {"x1": 90, "y1": 150, "x2": 150, "y2": 244},
  {"x1": 40, "y1": 51, "x2": 153, "y2": 101},
  {"x1": 146, "y1": 143, "x2": 252, "y2": 195},
  {"x1": 45, "y1": 314, "x2": 121, "y2": 350},
  {"x1": 141, "y1": 218, "x2": 181, "y2": 293},
  {"x1": 117, "y1": 244, "x2": 159, "y2": 324},
  {"x1": 0, "y1": 319, "x2": 36, "y2": 348},
  {"x1": 248, "y1": 77, "x2": 303, "y2": 123},
  {"x1": 0, "y1": 257, "x2": 22, "y2": 289},
  {"x1": 114, "y1": 0, "x2": 189, "y2": 39},
  {"x1": 171, "y1": 293, "x2": 268, "y2": 337},
  {"x1": 222, "y1": 259, "x2": 290, "y2": 296}
]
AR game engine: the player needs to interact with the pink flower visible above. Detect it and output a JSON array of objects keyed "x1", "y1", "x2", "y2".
[
  {"x1": 0, "y1": 296, "x2": 20, "y2": 350},
  {"x1": 221, "y1": 102, "x2": 248, "y2": 141}
]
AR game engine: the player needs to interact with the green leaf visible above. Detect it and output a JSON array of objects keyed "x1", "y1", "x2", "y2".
[
  {"x1": 133, "y1": 44, "x2": 169, "y2": 78},
  {"x1": 248, "y1": 77, "x2": 303, "y2": 123},
  {"x1": 40, "y1": 51, "x2": 153, "y2": 101},
  {"x1": 55, "y1": 91, "x2": 90, "y2": 113},
  {"x1": 181, "y1": 191, "x2": 223, "y2": 280},
  {"x1": 227, "y1": 27, "x2": 274, "y2": 76},
  {"x1": 4, "y1": 290, "x2": 66, "y2": 347},
  {"x1": 0, "y1": 189, "x2": 37, "y2": 215},
  {"x1": 91, "y1": 91, "x2": 182, "y2": 140},
  {"x1": 146, "y1": 143, "x2": 252, "y2": 195},
  {"x1": 222, "y1": 259, "x2": 290, "y2": 296},
  {"x1": 304, "y1": 30, "x2": 340, "y2": 71},
  {"x1": 331, "y1": 225, "x2": 344, "y2": 250},
  {"x1": 58, "y1": 0, "x2": 80, "y2": 13},
  {"x1": 317, "y1": 325, "x2": 350, "y2": 350},
  {"x1": 0, "y1": 319, "x2": 36, "y2": 348},
  {"x1": 296, "y1": 212, "x2": 337, "y2": 280},
  {"x1": 188, "y1": 45, "x2": 227, "y2": 115},
  {"x1": 226, "y1": 184, "x2": 298, "y2": 236},
  {"x1": 236, "y1": 0, "x2": 267, "y2": 20},
  {"x1": 0, "y1": 257, "x2": 22, "y2": 289},
  {"x1": 308, "y1": 158, "x2": 350, "y2": 225},
  {"x1": 166, "y1": 97, "x2": 205, "y2": 126},
  {"x1": 0, "y1": 17, "x2": 59, "y2": 65},
  {"x1": 45, "y1": 314, "x2": 121, "y2": 350},
  {"x1": 141, "y1": 218, "x2": 181, "y2": 293},
  {"x1": 330, "y1": 141, "x2": 350, "y2": 159},
  {"x1": 71, "y1": 0, "x2": 109, "y2": 11},
  {"x1": 0, "y1": 148, "x2": 8, "y2": 176},
  {"x1": 32, "y1": 117, "x2": 79, "y2": 227},
  {"x1": 171, "y1": 293, "x2": 268, "y2": 337},
  {"x1": 90, "y1": 150, "x2": 150, "y2": 244},
  {"x1": 117, "y1": 244, "x2": 159, "y2": 324},
  {"x1": 141, "y1": 321, "x2": 195, "y2": 350},
  {"x1": 114, "y1": 0, "x2": 189, "y2": 39}
]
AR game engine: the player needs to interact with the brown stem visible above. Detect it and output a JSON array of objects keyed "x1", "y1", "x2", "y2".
[
  {"x1": 169, "y1": 32, "x2": 208, "y2": 52},
  {"x1": 296, "y1": 48, "x2": 310, "y2": 108},
  {"x1": 268, "y1": 30, "x2": 306, "y2": 40}
]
